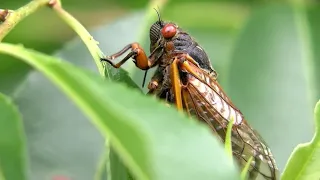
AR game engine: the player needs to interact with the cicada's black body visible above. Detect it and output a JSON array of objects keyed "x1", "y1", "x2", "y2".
[
  {"x1": 148, "y1": 20, "x2": 279, "y2": 180},
  {"x1": 101, "y1": 17, "x2": 279, "y2": 180}
]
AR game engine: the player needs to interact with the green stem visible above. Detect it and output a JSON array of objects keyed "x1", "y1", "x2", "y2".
[
  {"x1": 240, "y1": 156, "x2": 253, "y2": 180},
  {"x1": 0, "y1": 0, "x2": 50, "y2": 41},
  {"x1": 50, "y1": 0, "x2": 105, "y2": 76},
  {"x1": 224, "y1": 117, "x2": 234, "y2": 160}
]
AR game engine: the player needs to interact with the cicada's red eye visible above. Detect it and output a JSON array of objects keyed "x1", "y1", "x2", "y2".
[{"x1": 161, "y1": 23, "x2": 177, "y2": 39}]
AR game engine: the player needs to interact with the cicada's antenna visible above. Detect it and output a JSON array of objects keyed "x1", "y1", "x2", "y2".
[{"x1": 153, "y1": 6, "x2": 163, "y2": 27}]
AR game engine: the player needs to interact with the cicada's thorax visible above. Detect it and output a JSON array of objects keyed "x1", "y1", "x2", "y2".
[
  {"x1": 149, "y1": 30, "x2": 214, "y2": 102},
  {"x1": 159, "y1": 31, "x2": 213, "y2": 70}
]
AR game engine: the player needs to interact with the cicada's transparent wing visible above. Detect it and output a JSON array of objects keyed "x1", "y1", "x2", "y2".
[{"x1": 181, "y1": 63, "x2": 279, "y2": 179}]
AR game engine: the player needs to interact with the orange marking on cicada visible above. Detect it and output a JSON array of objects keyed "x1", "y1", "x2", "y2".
[
  {"x1": 181, "y1": 89, "x2": 191, "y2": 117},
  {"x1": 180, "y1": 60, "x2": 205, "y2": 86},
  {"x1": 178, "y1": 56, "x2": 242, "y2": 116},
  {"x1": 170, "y1": 57, "x2": 183, "y2": 111}
]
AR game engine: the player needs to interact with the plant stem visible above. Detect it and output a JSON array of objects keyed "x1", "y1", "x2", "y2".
[
  {"x1": 0, "y1": 0, "x2": 50, "y2": 41},
  {"x1": 224, "y1": 117, "x2": 234, "y2": 160},
  {"x1": 240, "y1": 156, "x2": 253, "y2": 180},
  {"x1": 49, "y1": 0, "x2": 105, "y2": 76}
]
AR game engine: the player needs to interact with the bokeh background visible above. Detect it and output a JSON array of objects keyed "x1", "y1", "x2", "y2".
[{"x1": 1, "y1": 0, "x2": 319, "y2": 179}]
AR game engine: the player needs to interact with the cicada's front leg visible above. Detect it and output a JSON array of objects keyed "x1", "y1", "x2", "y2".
[
  {"x1": 100, "y1": 42, "x2": 154, "y2": 70},
  {"x1": 148, "y1": 79, "x2": 160, "y2": 92},
  {"x1": 147, "y1": 66, "x2": 165, "y2": 93}
]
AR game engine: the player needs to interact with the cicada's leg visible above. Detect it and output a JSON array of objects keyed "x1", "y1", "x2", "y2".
[
  {"x1": 100, "y1": 42, "x2": 151, "y2": 70},
  {"x1": 170, "y1": 57, "x2": 183, "y2": 111},
  {"x1": 147, "y1": 66, "x2": 165, "y2": 93},
  {"x1": 148, "y1": 80, "x2": 159, "y2": 92}
]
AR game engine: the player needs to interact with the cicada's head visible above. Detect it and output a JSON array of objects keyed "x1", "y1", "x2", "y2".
[{"x1": 149, "y1": 10, "x2": 178, "y2": 52}]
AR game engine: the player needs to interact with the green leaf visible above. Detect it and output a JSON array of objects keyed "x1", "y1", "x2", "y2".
[
  {"x1": 0, "y1": 43, "x2": 239, "y2": 180},
  {"x1": 109, "y1": 146, "x2": 132, "y2": 180},
  {"x1": 0, "y1": 93, "x2": 27, "y2": 180},
  {"x1": 94, "y1": 145, "x2": 108, "y2": 180},
  {"x1": 281, "y1": 100, "x2": 320, "y2": 180},
  {"x1": 0, "y1": 168, "x2": 5, "y2": 180},
  {"x1": 8, "y1": 15, "x2": 142, "y2": 178},
  {"x1": 0, "y1": 56, "x2": 31, "y2": 96},
  {"x1": 307, "y1": 6, "x2": 320, "y2": 101},
  {"x1": 15, "y1": 69, "x2": 105, "y2": 180},
  {"x1": 226, "y1": 4, "x2": 315, "y2": 170}
]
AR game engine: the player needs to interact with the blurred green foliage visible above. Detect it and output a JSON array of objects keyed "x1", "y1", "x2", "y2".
[
  {"x1": 0, "y1": 93, "x2": 27, "y2": 180},
  {"x1": 0, "y1": 0, "x2": 320, "y2": 179},
  {"x1": 0, "y1": 41, "x2": 239, "y2": 180}
]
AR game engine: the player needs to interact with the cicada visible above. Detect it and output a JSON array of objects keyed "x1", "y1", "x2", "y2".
[{"x1": 101, "y1": 14, "x2": 279, "y2": 180}]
